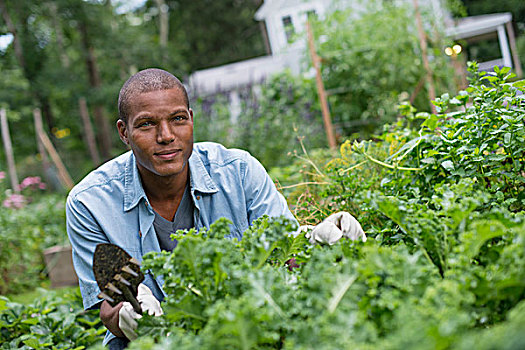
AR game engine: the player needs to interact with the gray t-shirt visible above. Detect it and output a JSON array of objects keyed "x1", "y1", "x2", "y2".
[{"x1": 153, "y1": 184, "x2": 194, "y2": 251}]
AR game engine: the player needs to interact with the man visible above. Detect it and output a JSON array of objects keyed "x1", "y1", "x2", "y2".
[{"x1": 66, "y1": 68, "x2": 365, "y2": 349}]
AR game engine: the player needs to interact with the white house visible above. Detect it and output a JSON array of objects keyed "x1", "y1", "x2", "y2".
[
  {"x1": 446, "y1": 12, "x2": 522, "y2": 74},
  {"x1": 188, "y1": 0, "x2": 332, "y2": 97},
  {"x1": 188, "y1": 0, "x2": 522, "y2": 99}
]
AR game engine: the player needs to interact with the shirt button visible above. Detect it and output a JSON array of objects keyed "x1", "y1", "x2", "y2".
[{"x1": 196, "y1": 195, "x2": 201, "y2": 200}]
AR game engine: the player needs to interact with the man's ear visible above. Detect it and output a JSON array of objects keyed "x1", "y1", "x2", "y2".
[
  {"x1": 116, "y1": 119, "x2": 129, "y2": 145},
  {"x1": 189, "y1": 108, "x2": 194, "y2": 123}
]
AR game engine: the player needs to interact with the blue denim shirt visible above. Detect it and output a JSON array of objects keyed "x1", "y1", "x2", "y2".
[{"x1": 66, "y1": 142, "x2": 296, "y2": 344}]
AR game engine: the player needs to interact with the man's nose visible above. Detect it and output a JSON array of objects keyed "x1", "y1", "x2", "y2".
[{"x1": 156, "y1": 120, "x2": 175, "y2": 144}]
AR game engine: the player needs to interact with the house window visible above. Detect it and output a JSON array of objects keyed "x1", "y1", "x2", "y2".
[
  {"x1": 282, "y1": 16, "x2": 294, "y2": 43},
  {"x1": 306, "y1": 10, "x2": 317, "y2": 20}
]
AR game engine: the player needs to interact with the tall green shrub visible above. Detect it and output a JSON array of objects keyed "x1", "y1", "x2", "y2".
[
  {"x1": 314, "y1": 0, "x2": 455, "y2": 135},
  {"x1": 191, "y1": 71, "x2": 327, "y2": 169}
]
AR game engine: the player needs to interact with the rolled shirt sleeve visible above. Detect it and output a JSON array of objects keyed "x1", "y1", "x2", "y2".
[
  {"x1": 66, "y1": 194, "x2": 108, "y2": 310},
  {"x1": 242, "y1": 153, "x2": 298, "y2": 228}
]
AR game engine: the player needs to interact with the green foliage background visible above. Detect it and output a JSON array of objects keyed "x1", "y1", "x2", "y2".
[
  {"x1": 119, "y1": 64, "x2": 524, "y2": 349},
  {"x1": 0, "y1": 1, "x2": 524, "y2": 349}
]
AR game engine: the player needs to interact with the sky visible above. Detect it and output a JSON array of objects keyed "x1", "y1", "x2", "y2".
[
  {"x1": 0, "y1": 33, "x2": 13, "y2": 52},
  {"x1": 113, "y1": 0, "x2": 147, "y2": 14}
]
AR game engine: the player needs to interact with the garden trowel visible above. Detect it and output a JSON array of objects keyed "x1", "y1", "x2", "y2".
[{"x1": 93, "y1": 243, "x2": 145, "y2": 314}]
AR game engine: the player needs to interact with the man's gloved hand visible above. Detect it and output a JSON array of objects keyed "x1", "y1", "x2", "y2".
[
  {"x1": 118, "y1": 283, "x2": 163, "y2": 341},
  {"x1": 303, "y1": 211, "x2": 366, "y2": 245}
]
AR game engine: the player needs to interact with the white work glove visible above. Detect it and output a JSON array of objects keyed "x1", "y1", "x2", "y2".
[
  {"x1": 303, "y1": 211, "x2": 366, "y2": 245},
  {"x1": 118, "y1": 283, "x2": 163, "y2": 341}
]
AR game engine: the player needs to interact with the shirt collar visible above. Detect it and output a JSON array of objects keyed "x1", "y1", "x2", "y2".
[
  {"x1": 124, "y1": 152, "x2": 147, "y2": 212},
  {"x1": 188, "y1": 150, "x2": 218, "y2": 194},
  {"x1": 123, "y1": 149, "x2": 218, "y2": 211}
]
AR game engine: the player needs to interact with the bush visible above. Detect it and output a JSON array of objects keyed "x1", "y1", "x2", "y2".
[
  {"x1": 0, "y1": 288, "x2": 104, "y2": 349},
  {"x1": 313, "y1": 0, "x2": 455, "y2": 136},
  {"x1": 0, "y1": 175, "x2": 69, "y2": 295},
  {"x1": 128, "y1": 210, "x2": 524, "y2": 349},
  {"x1": 192, "y1": 71, "x2": 327, "y2": 169}
]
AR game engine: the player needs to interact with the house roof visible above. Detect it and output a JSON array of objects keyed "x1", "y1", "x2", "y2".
[
  {"x1": 446, "y1": 12, "x2": 512, "y2": 40},
  {"x1": 188, "y1": 50, "x2": 303, "y2": 96},
  {"x1": 255, "y1": 0, "x2": 313, "y2": 20}
]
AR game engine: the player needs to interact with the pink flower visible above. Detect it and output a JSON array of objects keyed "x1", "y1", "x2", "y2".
[
  {"x1": 19, "y1": 176, "x2": 46, "y2": 191},
  {"x1": 2, "y1": 193, "x2": 26, "y2": 209},
  {"x1": 0, "y1": 171, "x2": 5, "y2": 180},
  {"x1": 20, "y1": 176, "x2": 40, "y2": 189}
]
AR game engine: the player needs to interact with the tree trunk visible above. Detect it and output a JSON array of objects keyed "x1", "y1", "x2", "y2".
[
  {"x1": 155, "y1": 0, "x2": 169, "y2": 47},
  {"x1": 48, "y1": 2, "x2": 70, "y2": 68},
  {"x1": 78, "y1": 97, "x2": 101, "y2": 166},
  {"x1": 0, "y1": 0, "x2": 56, "y2": 131},
  {"x1": 0, "y1": 108, "x2": 20, "y2": 193},
  {"x1": 78, "y1": 19, "x2": 113, "y2": 160},
  {"x1": 307, "y1": 21, "x2": 337, "y2": 149},
  {"x1": 34, "y1": 109, "x2": 74, "y2": 190},
  {"x1": 32, "y1": 108, "x2": 52, "y2": 187},
  {"x1": 39, "y1": 96, "x2": 55, "y2": 134},
  {"x1": 154, "y1": 0, "x2": 169, "y2": 63}
]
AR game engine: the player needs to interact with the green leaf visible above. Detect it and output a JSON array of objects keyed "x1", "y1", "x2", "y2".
[
  {"x1": 23, "y1": 338, "x2": 41, "y2": 349},
  {"x1": 327, "y1": 274, "x2": 358, "y2": 313},
  {"x1": 487, "y1": 154, "x2": 506, "y2": 161},
  {"x1": 512, "y1": 79, "x2": 525, "y2": 91},
  {"x1": 463, "y1": 220, "x2": 506, "y2": 259},
  {"x1": 0, "y1": 298, "x2": 7, "y2": 312},
  {"x1": 421, "y1": 114, "x2": 440, "y2": 130},
  {"x1": 450, "y1": 97, "x2": 462, "y2": 106},
  {"x1": 441, "y1": 160, "x2": 454, "y2": 171},
  {"x1": 503, "y1": 133, "x2": 511, "y2": 146},
  {"x1": 482, "y1": 75, "x2": 499, "y2": 84},
  {"x1": 21, "y1": 318, "x2": 39, "y2": 325},
  {"x1": 386, "y1": 136, "x2": 423, "y2": 162},
  {"x1": 420, "y1": 157, "x2": 436, "y2": 164}
]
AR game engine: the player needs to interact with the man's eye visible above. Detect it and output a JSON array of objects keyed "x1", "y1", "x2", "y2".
[
  {"x1": 173, "y1": 115, "x2": 187, "y2": 121},
  {"x1": 138, "y1": 121, "x2": 153, "y2": 127}
]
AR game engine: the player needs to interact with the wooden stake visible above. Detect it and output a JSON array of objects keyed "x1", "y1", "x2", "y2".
[
  {"x1": 0, "y1": 108, "x2": 20, "y2": 193},
  {"x1": 505, "y1": 22, "x2": 523, "y2": 78},
  {"x1": 32, "y1": 109, "x2": 52, "y2": 185},
  {"x1": 306, "y1": 21, "x2": 337, "y2": 150},
  {"x1": 33, "y1": 108, "x2": 74, "y2": 190},
  {"x1": 78, "y1": 97, "x2": 101, "y2": 166},
  {"x1": 413, "y1": 0, "x2": 437, "y2": 114}
]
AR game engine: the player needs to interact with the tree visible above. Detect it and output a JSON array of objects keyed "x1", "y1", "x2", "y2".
[
  {"x1": 140, "y1": 0, "x2": 267, "y2": 72},
  {"x1": 0, "y1": 0, "x2": 56, "y2": 130},
  {"x1": 313, "y1": 0, "x2": 455, "y2": 136}
]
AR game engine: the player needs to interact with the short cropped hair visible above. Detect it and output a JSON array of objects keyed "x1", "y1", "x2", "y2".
[{"x1": 118, "y1": 68, "x2": 189, "y2": 123}]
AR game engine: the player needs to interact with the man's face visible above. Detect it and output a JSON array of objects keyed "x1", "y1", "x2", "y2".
[{"x1": 117, "y1": 88, "x2": 194, "y2": 179}]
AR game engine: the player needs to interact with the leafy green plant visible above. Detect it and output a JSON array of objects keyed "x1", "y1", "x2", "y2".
[
  {"x1": 313, "y1": 0, "x2": 455, "y2": 136},
  {"x1": 191, "y1": 70, "x2": 327, "y2": 169},
  {"x1": 0, "y1": 173, "x2": 69, "y2": 294},
  {"x1": 130, "y1": 210, "x2": 524, "y2": 349},
  {"x1": 139, "y1": 216, "x2": 302, "y2": 339},
  {"x1": 4, "y1": 64, "x2": 524, "y2": 349},
  {"x1": 0, "y1": 288, "x2": 104, "y2": 349}
]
